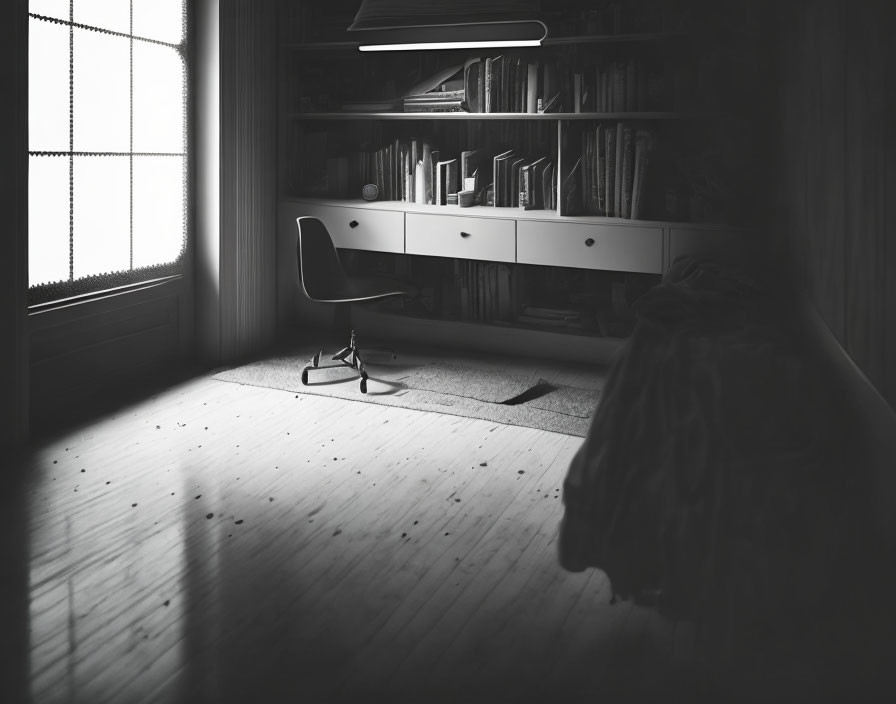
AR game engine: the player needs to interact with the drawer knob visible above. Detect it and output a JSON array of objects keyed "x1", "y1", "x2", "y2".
[
  {"x1": 349, "y1": 220, "x2": 359, "y2": 229},
  {"x1": 460, "y1": 231, "x2": 471, "y2": 238},
  {"x1": 585, "y1": 238, "x2": 595, "y2": 247}
]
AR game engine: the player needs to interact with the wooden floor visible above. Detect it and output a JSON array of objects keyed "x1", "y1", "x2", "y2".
[
  {"x1": 20, "y1": 357, "x2": 896, "y2": 703},
  {"x1": 0, "y1": 368, "x2": 720, "y2": 704}
]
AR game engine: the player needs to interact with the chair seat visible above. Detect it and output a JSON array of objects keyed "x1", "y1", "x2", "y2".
[{"x1": 311, "y1": 275, "x2": 417, "y2": 304}]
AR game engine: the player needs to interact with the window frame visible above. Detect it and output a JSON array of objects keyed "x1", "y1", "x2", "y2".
[{"x1": 27, "y1": 1, "x2": 190, "y2": 307}]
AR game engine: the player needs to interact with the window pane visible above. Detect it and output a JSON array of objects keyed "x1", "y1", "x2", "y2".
[
  {"x1": 29, "y1": 156, "x2": 71, "y2": 286},
  {"x1": 133, "y1": 0, "x2": 184, "y2": 45},
  {"x1": 133, "y1": 156, "x2": 184, "y2": 268},
  {"x1": 29, "y1": 0, "x2": 69, "y2": 22},
  {"x1": 73, "y1": 156, "x2": 130, "y2": 278},
  {"x1": 133, "y1": 42, "x2": 184, "y2": 153},
  {"x1": 74, "y1": 0, "x2": 130, "y2": 35},
  {"x1": 73, "y1": 28, "x2": 129, "y2": 152},
  {"x1": 29, "y1": 18, "x2": 70, "y2": 153}
]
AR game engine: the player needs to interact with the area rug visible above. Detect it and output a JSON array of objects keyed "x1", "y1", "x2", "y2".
[{"x1": 212, "y1": 349, "x2": 600, "y2": 437}]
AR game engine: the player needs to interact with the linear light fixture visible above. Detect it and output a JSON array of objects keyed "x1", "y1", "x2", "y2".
[
  {"x1": 359, "y1": 39, "x2": 543, "y2": 52},
  {"x1": 347, "y1": 0, "x2": 547, "y2": 52}
]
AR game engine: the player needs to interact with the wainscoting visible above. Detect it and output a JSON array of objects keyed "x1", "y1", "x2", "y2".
[{"x1": 28, "y1": 278, "x2": 193, "y2": 427}]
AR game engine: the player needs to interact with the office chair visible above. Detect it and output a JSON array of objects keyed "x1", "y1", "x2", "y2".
[{"x1": 296, "y1": 216, "x2": 415, "y2": 393}]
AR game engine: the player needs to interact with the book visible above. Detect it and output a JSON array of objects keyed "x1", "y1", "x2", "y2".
[
  {"x1": 410, "y1": 139, "x2": 419, "y2": 202},
  {"x1": 562, "y1": 156, "x2": 582, "y2": 216},
  {"x1": 630, "y1": 130, "x2": 651, "y2": 219},
  {"x1": 500, "y1": 55, "x2": 510, "y2": 112},
  {"x1": 463, "y1": 57, "x2": 481, "y2": 113},
  {"x1": 542, "y1": 160, "x2": 555, "y2": 211},
  {"x1": 573, "y1": 72, "x2": 582, "y2": 113},
  {"x1": 422, "y1": 142, "x2": 433, "y2": 204},
  {"x1": 527, "y1": 156, "x2": 547, "y2": 209},
  {"x1": 445, "y1": 159, "x2": 459, "y2": 200},
  {"x1": 581, "y1": 130, "x2": 592, "y2": 213},
  {"x1": 621, "y1": 126, "x2": 634, "y2": 218},
  {"x1": 414, "y1": 160, "x2": 425, "y2": 203},
  {"x1": 614, "y1": 122, "x2": 624, "y2": 216},
  {"x1": 430, "y1": 149, "x2": 440, "y2": 203},
  {"x1": 613, "y1": 62, "x2": 625, "y2": 113},
  {"x1": 484, "y1": 57, "x2": 495, "y2": 113},
  {"x1": 526, "y1": 60, "x2": 538, "y2": 113},
  {"x1": 492, "y1": 149, "x2": 515, "y2": 206},
  {"x1": 509, "y1": 157, "x2": 526, "y2": 207},
  {"x1": 605, "y1": 126, "x2": 616, "y2": 216},
  {"x1": 404, "y1": 89, "x2": 465, "y2": 102},
  {"x1": 402, "y1": 102, "x2": 465, "y2": 113},
  {"x1": 519, "y1": 164, "x2": 531, "y2": 208},
  {"x1": 626, "y1": 59, "x2": 637, "y2": 112},
  {"x1": 595, "y1": 124, "x2": 605, "y2": 214}
]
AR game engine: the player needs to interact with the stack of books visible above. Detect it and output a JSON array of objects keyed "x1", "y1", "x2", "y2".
[{"x1": 403, "y1": 89, "x2": 465, "y2": 113}]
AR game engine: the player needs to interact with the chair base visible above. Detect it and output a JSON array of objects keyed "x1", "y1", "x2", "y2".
[{"x1": 300, "y1": 329, "x2": 396, "y2": 394}]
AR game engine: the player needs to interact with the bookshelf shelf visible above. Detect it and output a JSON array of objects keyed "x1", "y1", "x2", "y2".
[
  {"x1": 289, "y1": 111, "x2": 715, "y2": 121},
  {"x1": 542, "y1": 32, "x2": 684, "y2": 46}
]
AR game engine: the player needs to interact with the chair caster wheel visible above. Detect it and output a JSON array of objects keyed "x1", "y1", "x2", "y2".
[
  {"x1": 301, "y1": 367, "x2": 310, "y2": 386},
  {"x1": 311, "y1": 350, "x2": 321, "y2": 368},
  {"x1": 359, "y1": 368, "x2": 368, "y2": 394}
]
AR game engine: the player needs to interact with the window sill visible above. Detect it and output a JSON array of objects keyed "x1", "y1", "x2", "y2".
[{"x1": 29, "y1": 275, "x2": 184, "y2": 319}]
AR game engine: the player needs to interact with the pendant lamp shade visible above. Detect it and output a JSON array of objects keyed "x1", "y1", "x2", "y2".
[{"x1": 347, "y1": 0, "x2": 547, "y2": 51}]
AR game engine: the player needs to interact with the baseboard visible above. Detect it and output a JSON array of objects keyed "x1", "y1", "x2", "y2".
[{"x1": 348, "y1": 305, "x2": 625, "y2": 365}]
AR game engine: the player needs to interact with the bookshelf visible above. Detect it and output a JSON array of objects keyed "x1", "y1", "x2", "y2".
[{"x1": 276, "y1": 0, "x2": 764, "y2": 359}]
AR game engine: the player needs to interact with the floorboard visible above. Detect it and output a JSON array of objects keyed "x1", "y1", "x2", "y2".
[{"x1": 6, "y1": 369, "x2": 707, "y2": 704}]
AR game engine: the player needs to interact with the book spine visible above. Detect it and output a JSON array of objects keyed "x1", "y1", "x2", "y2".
[
  {"x1": 431, "y1": 150, "x2": 440, "y2": 204},
  {"x1": 596, "y1": 125, "x2": 605, "y2": 215},
  {"x1": 422, "y1": 143, "x2": 433, "y2": 204},
  {"x1": 519, "y1": 165, "x2": 530, "y2": 208},
  {"x1": 446, "y1": 160, "x2": 458, "y2": 198},
  {"x1": 630, "y1": 131, "x2": 649, "y2": 220},
  {"x1": 613, "y1": 62, "x2": 625, "y2": 113},
  {"x1": 484, "y1": 57, "x2": 493, "y2": 113},
  {"x1": 415, "y1": 160, "x2": 425, "y2": 204},
  {"x1": 402, "y1": 103, "x2": 465, "y2": 113},
  {"x1": 605, "y1": 127, "x2": 616, "y2": 217},
  {"x1": 621, "y1": 126, "x2": 634, "y2": 218},
  {"x1": 478, "y1": 55, "x2": 486, "y2": 113},
  {"x1": 614, "y1": 122, "x2": 624, "y2": 215},
  {"x1": 526, "y1": 61, "x2": 538, "y2": 113},
  {"x1": 501, "y1": 56, "x2": 510, "y2": 113},
  {"x1": 625, "y1": 59, "x2": 637, "y2": 112}
]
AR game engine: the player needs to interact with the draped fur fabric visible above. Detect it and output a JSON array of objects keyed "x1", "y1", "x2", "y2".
[{"x1": 559, "y1": 257, "x2": 858, "y2": 656}]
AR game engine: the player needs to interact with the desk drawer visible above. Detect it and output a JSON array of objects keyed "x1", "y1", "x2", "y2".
[
  {"x1": 517, "y1": 220, "x2": 662, "y2": 273},
  {"x1": 295, "y1": 203, "x2": 404, "y2": 254},
  {"x1": 406, "y1": 213, "x2": 516, "y2": 263}
]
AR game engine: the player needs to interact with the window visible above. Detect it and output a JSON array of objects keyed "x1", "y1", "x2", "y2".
[{"x1": 28, "y1": 0, "x2": 187, "y2": 305}]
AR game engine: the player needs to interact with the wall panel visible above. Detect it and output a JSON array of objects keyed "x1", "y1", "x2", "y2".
[
  {"x1": 218, "y1": 0, "x2": 278, "y2": 363},
  {"x1": 0, "y1": 0, "x2": 28, "y2": 447}
]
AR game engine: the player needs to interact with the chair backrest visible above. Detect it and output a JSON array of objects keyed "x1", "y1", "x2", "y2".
[{"x1": 296, "y1": 216, "x2": 350, "y2": 302}]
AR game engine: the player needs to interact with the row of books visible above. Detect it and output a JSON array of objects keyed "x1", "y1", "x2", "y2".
[
  {"x1": 461, "y1": 55, "x2": 664, "y2": 115},
  {"x1": 347, "y1": 138, "x2": 557, "y2": 211},
  {"x1": 564, "y1": 122, "x2": 655, "y2": 219},
  {"x1": 572, "y1": 59, "x2": 663, "y2": 114}
]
